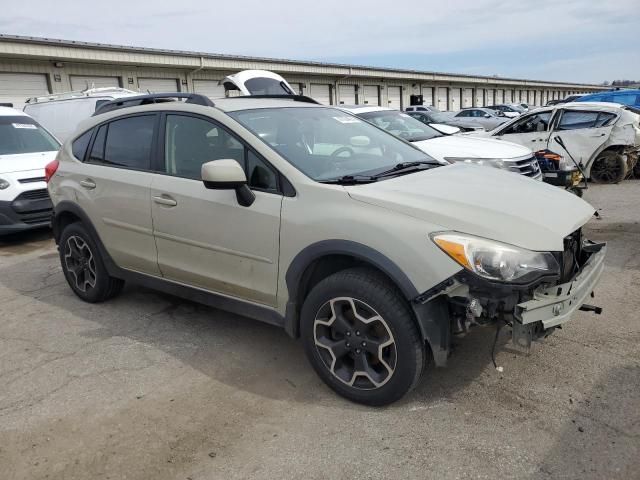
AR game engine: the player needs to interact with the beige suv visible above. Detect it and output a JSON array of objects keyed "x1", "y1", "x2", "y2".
[{"x1": 46, "y1": 93, "x2": 606, "y2": 405}]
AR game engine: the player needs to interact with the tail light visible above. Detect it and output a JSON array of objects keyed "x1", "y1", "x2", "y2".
[{"x1": 45, "y1": 159, "x2": 59, "y2": 183}]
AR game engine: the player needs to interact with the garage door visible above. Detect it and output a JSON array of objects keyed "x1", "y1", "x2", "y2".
[
  {"x1": 474, "y1": 89, "x2": 484, "y2": 107},
  {"x1": 70, "y1": 75, "x2": 119, "y2": 91},
  {"x1": 0, "y1": 73, "x2": 49, "y2": 109},
  {"x1": 449, "y1": 88, "x2": 461, "y2": 111},
  {"x1": 437, "y1": 87, "x2": 448, "y2": 111},
  {"x1": 387, "y1": 86, "x2": 402, "y2": 109},
  {"x1": 138, "y1": 78, "x2": 179, "y2": 93},
  {"x1": 337, "y1": 85, "x2": 356, "y2": 105},
  {"x1": 362, "y1": 85, "x2": 380, "y2": 106},
  {"x1": 462, "y1": 88, "x2": 473, "y2": 108},
  {"x1": 485, "y1": 89, "x2": 495, "y2": 105},
  {"x1": 310, "y1": 84, "x2": 332, "y2": 105},
  {"x1": 288, "y1": 83, "x2": 303, "y2": 95},
  {"x1": 421, "y1": 86, "x2": 434, "y2": 106},
  {"x1": 193, "y1": 80, "x2": 225, "y2": 99},
  {"x1": 495, "y1": 89, "x2": 504, "y2": 104}
]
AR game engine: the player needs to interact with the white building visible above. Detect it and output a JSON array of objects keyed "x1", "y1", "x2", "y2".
[{"x1": 0, "y1": 34, "x2": 605, "y2": 110}]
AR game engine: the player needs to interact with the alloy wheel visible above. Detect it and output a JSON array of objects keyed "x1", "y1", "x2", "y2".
[
  {"x1": 591, "y1": 155, "x2": 624, "y2": 183},
  {"x1": 64, "y1": 235, "x2": 97, "y2": 292},
  {"x1": 313, "y1": 297, "x2": 397, "y2": 390}
]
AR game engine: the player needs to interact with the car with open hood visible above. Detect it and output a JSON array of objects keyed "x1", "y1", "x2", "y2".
[
  {"x1": 0, "y1": 107, "x2": 60, "y2": 235},
  {"x1": 47, "y1": 93, "x2": 606, "y2": 405}
]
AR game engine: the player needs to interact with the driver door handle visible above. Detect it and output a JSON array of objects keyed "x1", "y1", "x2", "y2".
[
  {"x1": 80, "y1": 179, "x2": 96, "y2": 189},
  {"x1": 153, "y1": 195, "x2": 177, "y2": 207}
]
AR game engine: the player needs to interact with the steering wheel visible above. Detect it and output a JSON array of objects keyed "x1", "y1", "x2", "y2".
[{"x1": 331, "y1": 146, "x2": 355, "y2": 161}]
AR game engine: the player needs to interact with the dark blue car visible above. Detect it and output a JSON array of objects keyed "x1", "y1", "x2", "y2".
[{"x1": 575, "y1": 89, "x2": 640, "y2": 108}]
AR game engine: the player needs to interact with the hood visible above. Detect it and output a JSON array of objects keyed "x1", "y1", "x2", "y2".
[
  {"x1": 0, "y1": 151, "x2": 57, "y2": 175},
  {"x1": 412, "y1": 135, "x2": 532, "y2": 162},
  {"x1": 345, "y1": 163, "x2": 594, "y2": 251}
]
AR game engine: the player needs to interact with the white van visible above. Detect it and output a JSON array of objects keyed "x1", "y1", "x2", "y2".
[{"x1": 23, "y1": 88, "x2": 138, "y2": 142}]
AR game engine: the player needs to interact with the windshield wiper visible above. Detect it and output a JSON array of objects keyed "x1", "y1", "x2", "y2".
[
  {"x1": 319, "y1": 174, "x2": 378, "y2": 185},
  {"x1": 370, "y1": 160, "x2": 440, "y2": 179}
]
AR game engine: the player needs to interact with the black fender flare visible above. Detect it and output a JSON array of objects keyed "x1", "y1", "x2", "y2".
[
  {"x1": 52, "y1": 201, "x2": 123, "y2": 278},
  {"x1": 283, "y1": 239, "x2": 420, "y2": 337}
]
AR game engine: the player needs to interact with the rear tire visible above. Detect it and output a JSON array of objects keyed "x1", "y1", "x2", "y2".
[
  {"x1": 300, "y1": 268, "x2": 425, "y2": 406},
  {"x1": 590, "y1": 150, "x2": 627, "y2": 184},
  {"x1": 59, "y1": 222, "x2": 124, "y2": 303}
]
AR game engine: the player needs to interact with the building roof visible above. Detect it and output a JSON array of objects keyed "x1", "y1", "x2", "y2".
[{"x1": 0, "y1": 34, "x2": 605, "y2": 89}]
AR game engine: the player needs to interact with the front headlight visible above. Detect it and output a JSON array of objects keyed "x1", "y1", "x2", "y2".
[
  {"x1": 0, "y1": 178, "x2": 9, "y2": 190},
  {"x1": 431, "y1": 232, "x2": 559, "y2": 283},
  {"x1": 444, "y1": 157, "x2": 510, "y2": 170}
]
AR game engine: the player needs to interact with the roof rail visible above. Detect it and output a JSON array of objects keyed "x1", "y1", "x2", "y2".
[
  {"x1": 228, "y1": 94, "x2": 321, "y2": 104},
  {"x1": 25, "y1": 87, "x2": 137, "y2": 104},
  {"x1": 93, "y1": 93, "x2": 215, "y2": 115}
]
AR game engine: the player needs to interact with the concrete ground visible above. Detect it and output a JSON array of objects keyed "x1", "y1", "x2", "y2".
[{"x1": 0, "y1": 182, "x2": 638, "y2": 480}]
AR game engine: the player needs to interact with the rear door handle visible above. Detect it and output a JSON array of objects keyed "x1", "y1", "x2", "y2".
[
  {"x1": 153, "y1": 195, "x2": 177, "y2": 207},
  {"x1": 80, "y1": 179, "x2": 96, "y2": 189}
]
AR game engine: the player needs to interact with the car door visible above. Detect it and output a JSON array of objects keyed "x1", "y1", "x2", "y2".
[
  {"x1": 73, "y1": 114, "x2": 160, "y2": 275},
  {"x1": 492, "y1": 110, "x2": 553, "y2": 150},
  {"x1": 547, "y1": 109, "x2": 617, "y2": 163},
  {"x1": 150, "y1": 113, "x2": 283, "y2": 306}
]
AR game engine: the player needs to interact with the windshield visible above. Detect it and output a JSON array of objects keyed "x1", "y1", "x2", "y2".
[
  {"x1": 0, "y1": 116, "x2": 59, "y2": 156},
  {"x1": 244, "y1": 77, "x2": 294, "y2": 95},
  {"x1": 229, "y1": 107, "x2": 437, "y2": 181},
  {"x1": 357, "y1": 110, "x2": 443, "y2": 142}
]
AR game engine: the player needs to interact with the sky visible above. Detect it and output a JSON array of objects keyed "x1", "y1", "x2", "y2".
[{"x1": 3, "y1": 0, "x2": 639, "y2": 84}]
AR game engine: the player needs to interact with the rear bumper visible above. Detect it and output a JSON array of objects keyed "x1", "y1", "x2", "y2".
[
  {"x1": 0, "y1": 195, "x2": 52, "y2": 235},
  {"x1": 515, "y1": 245, "x2": 606, "y2": 329}
]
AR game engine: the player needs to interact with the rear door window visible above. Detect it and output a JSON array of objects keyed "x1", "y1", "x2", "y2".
[
  {"x1": 557, "y1": 111, "x2": 601, "y2": 130},
  {"x1": 72, "y1": 130, "x2": 93, "y2": 161},
  {"x1": 89, "y1": 115, "x2": 156, "y2": 170}
]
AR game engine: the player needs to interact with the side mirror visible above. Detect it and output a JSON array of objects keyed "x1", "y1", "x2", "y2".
[
  {"x1": 484, "y1": 113, "x2": 491, "y2": 118},
  {"x1": 201, "y1": 159, "x2": 255, "y2": 207}
]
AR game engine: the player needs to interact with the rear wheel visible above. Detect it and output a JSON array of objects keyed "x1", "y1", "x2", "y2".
[
  {"x1": 59, "y1": 222, "x2": 124, "y2": 302},
  {"x1": 301, "y1": 268, "x2": 425, "y2": 406},
  {"x1": 590, "y1": 150, "x2": 627, "y2": 184}
]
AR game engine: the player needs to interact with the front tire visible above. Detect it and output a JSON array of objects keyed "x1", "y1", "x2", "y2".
[
  {"x1": 301, "y1": 268, "x2": 425, "y2": 406},
  {"x1": 59, "y1": 222, "x2": 124, "y2": 303}
]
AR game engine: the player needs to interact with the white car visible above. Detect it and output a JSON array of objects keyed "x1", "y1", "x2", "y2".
[
  {"x1": 0, "y1": 107, "x2": 60, "y2": 235},
  {"x1": 23, "y1": 87, "x2": 138, "y2": 142},
  {"x1": 222, "y1": 70, "x2": 298, "y2": 96},
  {"x1": 471, "y1": 102, "x2": 640, "y2": 183},
  {"x1": 342, "y1": 106, "x2": 541, "y2": 179}
]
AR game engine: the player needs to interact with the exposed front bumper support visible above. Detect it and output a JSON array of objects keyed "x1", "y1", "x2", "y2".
[{"x1": 515, "y1": 245, "x2": 606, "y2": 329}]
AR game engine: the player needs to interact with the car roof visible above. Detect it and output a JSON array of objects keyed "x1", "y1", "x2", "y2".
[
  {"x1": 211, "y1": 96, "x2": 326, "y2": 112},
  {"x1": 0, "y1": 106, "x2": 29, "y2": 117},
  {"x1": 338, "y1": 105, "x2": 394, "y2": 114},
  {"x1": 559, "y1": 101, "x2": 627, "y2": 111}
]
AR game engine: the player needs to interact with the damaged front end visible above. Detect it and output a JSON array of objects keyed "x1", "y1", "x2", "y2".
[{"x1": 413, "y1": 229, "x2": 606, "y2": 365}]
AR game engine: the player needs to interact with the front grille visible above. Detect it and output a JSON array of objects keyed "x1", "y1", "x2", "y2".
[
  {"x1": 511, "y1": 156, "x2": 542, "y2": 178},
  {"x1": 18, "y1": 176, "x2": 46, "y2": 184},
  {"x1": 20, "y1": 210, "x2": 51, "y2": 224},
  {"x1": 15, "y1": 189, "x2": 49, "y2": 201}
]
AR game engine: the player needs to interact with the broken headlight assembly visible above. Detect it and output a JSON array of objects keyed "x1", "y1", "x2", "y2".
[{"x1": 431, "y1": 232, "x2": 559, "y2": 284}]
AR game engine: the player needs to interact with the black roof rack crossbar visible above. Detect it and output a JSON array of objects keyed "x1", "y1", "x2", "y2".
[
  {"x1": 93, "y1": 92, "x2": 215, "y2": 115},
  {"x1": 229, "y1": 94, "x2": 321, "y2": 104}
]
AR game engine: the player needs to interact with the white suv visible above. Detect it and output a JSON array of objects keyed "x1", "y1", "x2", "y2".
[
  {"x1": 47, "y1": 93, "x2": 606, "y2": 405},
  {"x1": 0, "y1": 107, "x2": 60, "y2": 235}
]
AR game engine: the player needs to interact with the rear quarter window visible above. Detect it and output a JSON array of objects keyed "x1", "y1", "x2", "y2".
[{"x1": 72, "y1": 130, "x2": 93, "y2": 161}]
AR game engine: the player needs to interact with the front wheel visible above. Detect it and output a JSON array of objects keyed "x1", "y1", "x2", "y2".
[{"x1": 300, "y1": 268, "x2": 425, "y2": 406}]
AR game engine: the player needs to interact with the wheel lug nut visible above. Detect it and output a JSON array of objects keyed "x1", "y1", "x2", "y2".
[
  {"x1": 346, "y1": 332, "x2": 351, "y2": 336},
  {"x1": 361, "y1": 341, "x2": 366, "y2": 347},
  {"x1": 356, "y1": 348, "x2": 361, "y2": 354},
  {"x1": 356, "y1": 331, "x2": 361, "y2": 336},
  {"x1": 346, "y1": 342, "x2": 351, "y2": 348}
]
